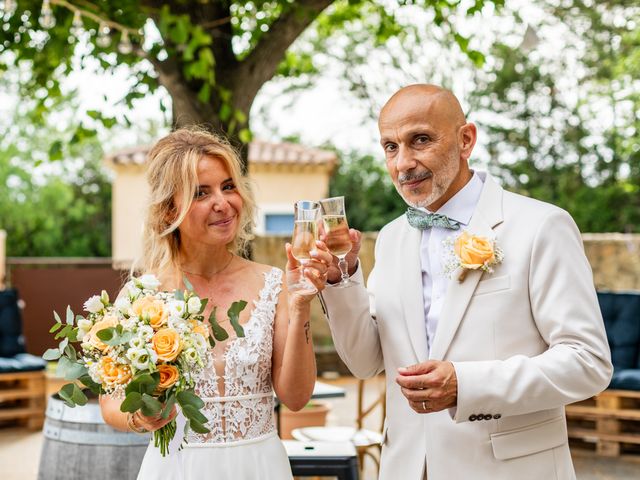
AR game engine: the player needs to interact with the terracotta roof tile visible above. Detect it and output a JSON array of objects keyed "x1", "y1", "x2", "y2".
[{"x1": 105, "y1": 140, "x2": 337, "y2": 168}]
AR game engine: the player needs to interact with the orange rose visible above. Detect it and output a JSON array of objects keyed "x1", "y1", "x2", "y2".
[
  {"x1": 190, "y1": 320, "x2": 209, "y2": 339},
  {"x1": 100, "y1": 357, "x2": 132, "y2": 385},
  {"x1": 156, "y1": 364, "x2": 180, "y2": 390},
  {"x1": 152, "y1": 328, "x2": 183, "y2": 362},
  {"x1": 85, "y1": 316, "x2": 119, "y2": 352},
  {"x1": 132, "y1": 296, "x2": 168, "y2": 330},
  {"x1": 454, "y1": 232, "x2": 495, "y2": 269}
]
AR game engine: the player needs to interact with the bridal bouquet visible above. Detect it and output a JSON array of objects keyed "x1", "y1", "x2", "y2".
[{"x1": 43, "y1": 274, "x2": 246, "y2": 456}]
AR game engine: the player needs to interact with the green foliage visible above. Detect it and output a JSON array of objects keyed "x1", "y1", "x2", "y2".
[
  {"x1": 329, "y1": 151, "x2": 407, "y2": 231},
  {"x1": 0, "y1": 0, "x2": 498, "y2": 151},
  {"x1": 469, "y1": 0, "x2": 640, "y2": 233}
]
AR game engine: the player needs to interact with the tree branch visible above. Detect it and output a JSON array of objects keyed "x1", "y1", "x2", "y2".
[{"x1": 233, "y1": 0, "x2": 333, "y2": 103}]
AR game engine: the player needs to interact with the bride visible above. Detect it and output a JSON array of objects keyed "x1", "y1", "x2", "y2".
[{"x1": 100, "y1": 127, "x2": 332, "y2": 479}]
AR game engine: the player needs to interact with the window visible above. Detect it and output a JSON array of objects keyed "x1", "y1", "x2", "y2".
[{"x1": 265, "y1": 214, "x2": 295, "y2": 234}]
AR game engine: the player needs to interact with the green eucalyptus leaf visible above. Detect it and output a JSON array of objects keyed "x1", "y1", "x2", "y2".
[
  {"x1": 120, "y1": 392, "x2": 143, "y2": 413},
  {"x1": 208, "y1": 307, "x2": 229, "y2": 342},
  {"x1": 96, "y1": 327, "x2": 115, "y2": 342},
  {"x1": 177, "y1": 390, "x2": 204, "y2": 409},
  {"x1": 198, "y1": 298, "x2": 209, "y2": 314},
  {"x1": 42, "y1": 348, "x2": 61, "y2": 361},
  {"x1": 188, "y1": 419, "x2": 210, "y2": 434},
  {"x1": 49, "y1": 322, "x2": 62, "y2": 333},
  {"x1": 141, "y1": 393, "x2": 163, "y2": 416},
  {"x1": 182, "y1": 404, "x2": 208, "y2": 424},
  {"x1": 227, "y1": 301, "x2": 248, "y2": 338},
  {"x1": 54, "y1": 311, "x2": 62, "y2": 324},
  {"x1": 161, "y1": 394, "x2": 177, "y2": 420},
  {"x1": 66, "y1": 306, "x2": 74, "y2": 325},
  {"x1": 182, "y1": 275, "x2": 195, "y2": 293}
]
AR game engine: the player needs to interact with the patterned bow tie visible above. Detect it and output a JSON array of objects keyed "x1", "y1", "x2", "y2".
[{"x1": 406, "y1": 207, "x2": 461, "y2": 230}]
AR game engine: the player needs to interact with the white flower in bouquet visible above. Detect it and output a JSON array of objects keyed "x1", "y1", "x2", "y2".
[
  {"x1": 114, "y1": 296, "x2": 131, "y2": 314},
  {"x1": 124, "y1": 280, "x2": 142, "y2": 298},
  {"x1": 187, "y1": 296, "x2": 202, "y2": 314},
  {"x1": 168, "y1": 316, "x2": 188, "y2": 333},
  {"x1": 138, "y1": 324, "x2": 154, "y2": 341},
  {"x1": 83, "y1": 295, "x2": 104, "y2": 313},
  {"x1": 77, "y1": 318, "x2": 93, "y2": 337},
  {"x1": 168, "y1": 300, "x2": 186, "y2": 318},
  {"x1": 191, "y1": 333, "x2": 208, "y2": 356},
  {"x1": 129, "y1": 335, "x2": 146, "y2": 350},
  {"x1": 136, "y1": 274, "x2": 161, "y2": 291},
  {"x1": 183, "y1": 347, "x2": 199, "y2": 365}
]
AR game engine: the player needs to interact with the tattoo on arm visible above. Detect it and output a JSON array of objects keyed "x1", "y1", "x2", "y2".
[{"x1": 304, "y1": 321, "x2": 311, "y2": 344}]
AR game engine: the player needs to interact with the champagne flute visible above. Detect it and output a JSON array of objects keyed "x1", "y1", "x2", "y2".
[
  {"x1": 289, "y1": 200, "x2": 320, "y2": 294},
  {"x1": 319, "y1": 196, "x2": 352, "y2": 287}
]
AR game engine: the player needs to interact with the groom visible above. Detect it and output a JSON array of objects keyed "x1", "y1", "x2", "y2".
[{"x1": 318, "y1": 84, "x2": 612, "y2": 479}]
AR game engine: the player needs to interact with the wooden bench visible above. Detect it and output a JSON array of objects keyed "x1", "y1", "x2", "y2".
[
  {"x1": 0, "y1": 369, "x2": 46, "y2": 429},
  {"x1": 566, "y1": 389, "x2": 640, "y2": 457}
]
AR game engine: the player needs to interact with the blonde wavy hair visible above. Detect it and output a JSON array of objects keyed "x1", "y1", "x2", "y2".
[{"x1": 135, "y1": 127, "x2": 256, "y2": 282}]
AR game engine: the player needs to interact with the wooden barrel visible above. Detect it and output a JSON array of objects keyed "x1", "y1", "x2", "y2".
[{"x1": 37, "y1": 393, "x2": 150, "y2": 480}]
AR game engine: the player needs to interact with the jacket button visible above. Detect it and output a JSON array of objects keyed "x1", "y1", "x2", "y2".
[
  {"x1": 493, "y1": 414, "x2": 501, "y2": 419},
  {"x1": 483, "y1": 414, "x2": 492, "y2": 421},
  {"x1": 469, "y1": 415, "x2": 477, "y2": 421}
]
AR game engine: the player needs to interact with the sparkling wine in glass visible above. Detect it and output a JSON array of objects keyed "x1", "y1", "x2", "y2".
[
  {"x1": 289, "y1": 200, "x2": 320, "y2": 294},
  {"x1": 320, "y1": 196, "x2": 352, "y2": 287}
]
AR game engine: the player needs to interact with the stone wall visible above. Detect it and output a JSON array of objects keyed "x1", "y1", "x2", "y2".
[{"x1": 252, "y1": 233, "x2": 640, "y2": 372}]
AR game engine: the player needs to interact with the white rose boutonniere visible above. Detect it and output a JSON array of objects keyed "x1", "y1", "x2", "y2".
[{"x1": 444, "y1": 231, "x2": 504, "y2": 282}]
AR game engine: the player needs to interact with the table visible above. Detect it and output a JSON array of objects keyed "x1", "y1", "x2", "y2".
[
  {"x1": 275, "y1": 380, "x2": 346, "y2": 433},
  {"x1": 284, "y1": 440, "x2": 359, "y2": 480}
]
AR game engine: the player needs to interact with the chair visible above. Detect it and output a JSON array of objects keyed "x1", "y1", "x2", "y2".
[
  {"x1": 292, "y1": 375, "x2": 386, "y2": 475},
  {"x1": 284, "y1": 440, "x2": 359, "y2": 480},
  {"x1": 0, "y1": 288, "x2": 47, "y2": 429}
]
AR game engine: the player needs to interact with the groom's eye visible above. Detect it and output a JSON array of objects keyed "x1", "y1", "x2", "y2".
[
  {"x1": 384, "y1": 143, "x2": 397, "y2": 153},
  {"x1": 414, "y1": 135, "x2": 430, "y2": 145}
]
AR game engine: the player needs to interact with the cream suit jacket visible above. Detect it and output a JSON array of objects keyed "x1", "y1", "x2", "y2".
[{"x1": 320, "y1": 172, "x2": 612, "y2": 480}]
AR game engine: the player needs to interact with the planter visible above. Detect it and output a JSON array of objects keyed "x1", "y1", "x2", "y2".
[{"x1": 279, "y1": 401, "x2": 330, "y2": 440}]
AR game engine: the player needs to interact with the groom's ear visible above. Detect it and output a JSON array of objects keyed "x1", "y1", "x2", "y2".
[{"x1": 458, "y1": 122, "x2": 477, "y2": 162}]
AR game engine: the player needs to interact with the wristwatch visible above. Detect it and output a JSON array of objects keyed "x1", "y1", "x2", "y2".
[{"x1": 127, "y1": 412, "x2": 148, "y2": 434}]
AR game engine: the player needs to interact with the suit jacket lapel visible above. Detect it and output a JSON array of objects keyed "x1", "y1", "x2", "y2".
[
  {"x1": 429, "y1": 173, "x2": 505, "y2": 360},
  {"x1": 397, "y1": 218, "x2": 429, "y2": 363}
]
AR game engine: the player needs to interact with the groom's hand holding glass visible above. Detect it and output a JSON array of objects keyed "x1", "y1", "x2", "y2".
[{"x1": 320, "y1": 228, "x2": 363, "y2": 285}]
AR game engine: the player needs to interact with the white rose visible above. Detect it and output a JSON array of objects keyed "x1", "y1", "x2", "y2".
[
  {"x1": 83, "y1": 295, "x2": 104, "y2": 314},
  {"x1": 136, "y1": 274, "x2": 161, "y2": 291},
  {"x1": 187, "y1": 297, "x2": 202, "y2": 314},
  {"x1": 168, "y1": 300, "x2": 186, "y2": 318},
  {"x1": 114, "y1": 297, "x2": 131, "y2": 314},
  {"x1": 192, "y1": 333, "x2": 208, "y2": 354}
]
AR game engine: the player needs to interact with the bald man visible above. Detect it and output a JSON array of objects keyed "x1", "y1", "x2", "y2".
[{"x1": 317, "y1": 85, "x2": 612, "y2": 479}]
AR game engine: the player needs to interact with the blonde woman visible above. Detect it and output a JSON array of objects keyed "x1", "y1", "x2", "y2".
[{"x1": 99, "y1": 128, "x2": 331, "y2": 479}]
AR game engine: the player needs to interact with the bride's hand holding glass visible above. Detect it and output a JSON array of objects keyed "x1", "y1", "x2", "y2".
[{"x1": 285, "y1": 240, "x2": 333, "y2": 299}]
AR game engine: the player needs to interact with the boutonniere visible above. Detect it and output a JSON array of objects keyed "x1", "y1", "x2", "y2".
[{"x1": 444, "y1": 231, "x2": 504, "y2": 282}]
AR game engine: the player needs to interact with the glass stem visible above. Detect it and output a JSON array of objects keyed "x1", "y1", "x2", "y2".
[{"x1": 338, "y1": 257, "x2": 349, "y2": 282}]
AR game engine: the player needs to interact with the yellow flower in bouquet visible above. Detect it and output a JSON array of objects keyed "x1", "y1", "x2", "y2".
[
  {"x1": 85, "y1": 316, "x2": 119, "y2": 352},
  {"x1": 152, "y1": 328, "x2": 183, "y2": 362},
  {"x1": 132, "y1": 296, "x2": 168, "y2": 330},
  {"x1": 100, "y1": 357, "x2": 132, "y2": 386},
  {"x1": 157, "y1": 364, "x2": 180, "y2": 391},
  {"x1": 44, "y1": 274, "x2": 248, "y2": 457}
]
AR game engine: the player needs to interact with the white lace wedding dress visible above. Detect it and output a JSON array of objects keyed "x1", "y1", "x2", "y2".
[{"x1": 137, "y1": 268, "x2": 293, "y2": 479}]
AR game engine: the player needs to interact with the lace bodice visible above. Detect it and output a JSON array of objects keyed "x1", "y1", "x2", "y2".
[{"x1": 186, "y1": 267, "x2": 282, "y2": 445}]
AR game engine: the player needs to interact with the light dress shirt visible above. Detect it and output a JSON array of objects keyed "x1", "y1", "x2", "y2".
[{"x1": 420, "y1": 172, "x2": 483, "y2": 357}]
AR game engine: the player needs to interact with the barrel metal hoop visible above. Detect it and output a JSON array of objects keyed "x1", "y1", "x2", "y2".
[
  {"x1": 46, "y1": 396, "x2": 106, "y2": 424},
  {"x1": 43, "y1": 420, "x2": 150, "y2": 446}
]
